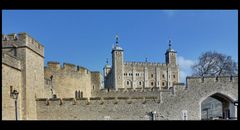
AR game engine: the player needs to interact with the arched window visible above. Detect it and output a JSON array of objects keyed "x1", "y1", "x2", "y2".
[
  {"x1": 139, "y1": 81, "x2": 141, "y2": 85},
  {"x1": 151, "y1": 82, "x2": 154, "y2": 86}
]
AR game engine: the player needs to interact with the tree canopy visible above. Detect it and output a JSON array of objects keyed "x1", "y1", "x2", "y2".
[{"x1": 192, "y1": 51, "x2": 238, "y2": 76}]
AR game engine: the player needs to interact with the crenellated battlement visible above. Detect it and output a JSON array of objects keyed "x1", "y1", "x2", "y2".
[
  {"x1": 2, "y1": 33, "x2": 44, "y2": 57},
  {"x1": 45, "y1": 61, "x2": 91, "y2": 74},
  {"x1": 124, "y1": 61, "x2": 165, "y2": 66},
  {"x1": 36, "y1": 96, "x2": 160, "y2": 106},
  {"x1": 186, "y1": 75, "x2": 238, "y2": 84}
]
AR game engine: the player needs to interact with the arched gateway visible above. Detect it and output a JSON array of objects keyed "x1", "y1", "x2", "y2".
[{"x1": 200, "y1": 93, "x2": 237, "y2": 120}]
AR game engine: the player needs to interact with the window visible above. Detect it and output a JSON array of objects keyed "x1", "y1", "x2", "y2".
[
  {"x1": 173, "y1": 75, "x2": 175, "y2": 78},
  {"x1": 80, "y1": 92, "x2": 83, "y2": 98},
  {"x1": 139, "y1": 82, "x2": 141, "y2": 85},
  {"x1": 10, "y1": 86, "x2": 13, "y2": 97},
  {"x1": 13, "y1": 48, "x2": 17, "y2": 56},
  {"x1": 127, "y1": 81, "x2": 129, "y2": 85},
  {"x1": 151, "y1": 82, "x2": 154, "y2": 86},
  {"x1": 162, "y1": 74, "x2": 165, "y2": 78},
  {"x1": 75, "y1": 91, "x2": 78, "y2": 99},
  {"x1": 151, "y1": 74, "x2": 154, "y2": 78},
  {"x1": 162, "y1": 82, "x2": 165, "y2": 86}
]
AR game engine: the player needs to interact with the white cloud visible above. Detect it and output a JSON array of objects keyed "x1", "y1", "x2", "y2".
[{"x1": 177, "y1": 56, "x2": 196, "y2": 83}]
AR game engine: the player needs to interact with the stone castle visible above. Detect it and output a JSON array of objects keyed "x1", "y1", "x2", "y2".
[
  {"x1": 2, "y1": 33, "x2": 238, "y2": 120},
  {"x1": 104, "y1": 35, "x2": 179, "y2": 90}
]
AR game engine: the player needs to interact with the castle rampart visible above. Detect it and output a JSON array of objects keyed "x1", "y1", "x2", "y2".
[
  {"x1": 2, "y1": 33, "x2": 44, "y2": 57},
  {"x1": 36, "y1": 76, "x2": 237, "y2": 120},
  {"x1": 44, "y1": 61, "x2": 101, "y2": 99}
]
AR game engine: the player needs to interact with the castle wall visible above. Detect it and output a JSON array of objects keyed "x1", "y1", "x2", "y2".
[
  {"x1": 2, "y1": 53, "x2": 22, "y2": 120},
  {"x1": 36, "y1": 97, "x2": 163, "y2": 120},
  {"x1": 91, "y1": 72, "x2": 102, "y2": 91},
  {"x1": 36, "y1": 76, "x2": 238, "y2": 120},
  {"x1": 44, "y1": 62, "x2": 96, "y2": 99},
  {"x1": 2, "y1": 33, "x2": 45, "y2": 120}
]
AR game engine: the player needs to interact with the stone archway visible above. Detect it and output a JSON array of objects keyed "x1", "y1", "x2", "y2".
[{"x1": 200, "y1": 93, "x2": 237, "y2": 120}]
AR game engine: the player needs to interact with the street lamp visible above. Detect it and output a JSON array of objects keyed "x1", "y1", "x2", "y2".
[{"x1": 11, "y1": 90, "x2": 19, "y2": 120}]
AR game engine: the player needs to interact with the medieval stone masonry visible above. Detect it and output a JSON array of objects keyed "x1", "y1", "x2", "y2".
[{"x1": 2, "y1": 33, "x2": 238, "y2": 120}]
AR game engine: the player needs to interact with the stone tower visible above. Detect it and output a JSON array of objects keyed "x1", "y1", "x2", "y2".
[
  {"x1": 165, "y1": 40, "x2": 177, "y2": 65},
  {"x1": 111, "y1": 35, "x2": 124, "y2": 90},
  {"x1": 103, "y1": 58, "x2": 111, "y2": 77},
  {"x1": 2, "y1": 33, "x2": 44, "y2": 120}
]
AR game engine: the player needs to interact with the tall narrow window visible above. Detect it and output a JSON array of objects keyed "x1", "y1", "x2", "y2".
[
  {"x1": 127, "y1": 81, "x2": 129, "y2": 85},
  {"x1": 80, "y1": 92, "x2": 83, "y2": 98},
  {"x1": 10, "y1": 86, "x2": 13, "y2": 97},
  {"x1": 173, "y1": 75, "x2": 175, "y2": 78},
  {"x1": 162, "y1": 74, "x2": 165, "y2": 78},
  {"x1": 139, "y1": 82, "x2": 141, "y2": 85},
  {"x1": 75, "y1": 91, "x2": 78, "y2": 99},
  {"x1": 78, "y1": 91, "x2": 81, "y2": 99},
  {"x1": 151, "y1": 74, "x2": 154, "y2": 78},
  {"x1": 13, "y1": 48, "x2": 17, "y2": 56},
  {"x1": 151, "y1": 82, "x2": 154, "y2": 86}
]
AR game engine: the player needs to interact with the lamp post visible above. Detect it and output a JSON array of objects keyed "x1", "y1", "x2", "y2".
[{"x1": 11, "y1": 90, "x2": 19, "y2": 120}]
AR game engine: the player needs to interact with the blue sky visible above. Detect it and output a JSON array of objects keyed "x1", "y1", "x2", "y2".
[{"x1": 2, "y1": 10, "x2": 238, "y2": 82}]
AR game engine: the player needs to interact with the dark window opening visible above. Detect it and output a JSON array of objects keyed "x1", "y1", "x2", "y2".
[
  {"x1": 13, "y1": 48, "x2": 17, "y2": 57},
  {"x1": 10, "y1": 86, "x2": 13, "y2": 97},
  {"x1": 151, "y1": 82, "x2": 154, "y2": 86}
]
